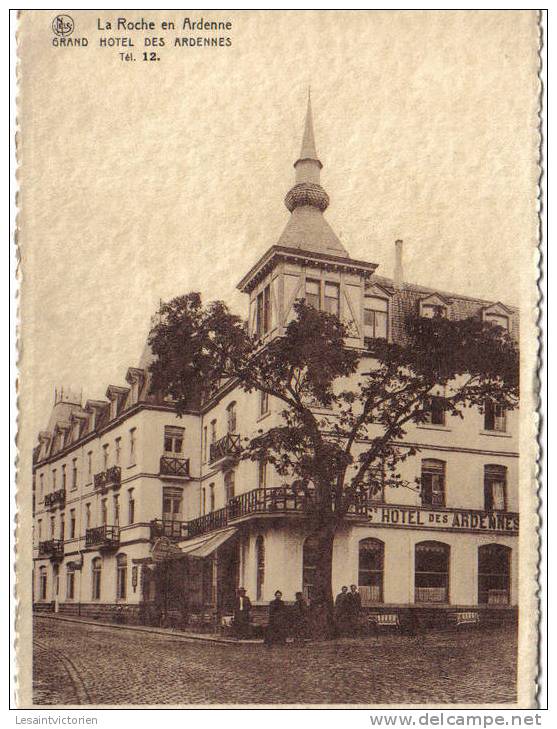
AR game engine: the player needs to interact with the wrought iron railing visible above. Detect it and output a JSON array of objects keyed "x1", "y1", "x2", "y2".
[
  {"x1": 44, "y1": 489, "x2": 66, "y2": 509},
  {"x1": 38, "y1": 539, "x2": 64, "y2": 559},
  {"x1": 85, "y1": 524, "x2": 120, "y2": 549},
  {"x1": 187, "y1": 508, "x2": 228, "y2": 539},
  {"x1": 209, "y1": 433, "x2": 241, "y2": 464},
  {"x1": 160, "y1": 456, "x2": 190, "y2": 478},
  {"x1": 93, "y1": 466, "x2": 121, "y2": 491}
]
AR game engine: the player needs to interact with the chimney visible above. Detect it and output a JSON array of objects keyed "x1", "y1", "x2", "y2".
[{"x1": 394, "y1": 239, "x2": 404, "y2": 290}]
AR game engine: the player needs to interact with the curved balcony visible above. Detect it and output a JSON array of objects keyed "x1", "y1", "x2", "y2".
[
  {"x1": 93, "y1": 466, "x2": 121, "y2": 493},
  {"x1": 44, "y1": 489, "x2": 66, "y2": 510},
  {"x1": 85, "y1": 524, "x2": 120, "y2": 550}
]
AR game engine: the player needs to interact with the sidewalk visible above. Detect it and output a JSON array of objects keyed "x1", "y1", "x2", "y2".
[{"x1": 34, "y1": 612, "x2": 263, "y2": 645}]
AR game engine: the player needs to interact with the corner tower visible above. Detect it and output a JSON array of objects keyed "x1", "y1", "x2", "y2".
[{"x1": 238, "y1": 93, "x2": 378, "y2": 347}]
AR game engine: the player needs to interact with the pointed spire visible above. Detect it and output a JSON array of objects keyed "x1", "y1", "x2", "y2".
[{"x1": 298, "y1": 88, "x2": 320, "y2": 165}]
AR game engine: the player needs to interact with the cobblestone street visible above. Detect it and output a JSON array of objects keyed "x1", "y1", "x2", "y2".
[{"x1": 33, "y1": 616, "x2": 517, "y2": 706}]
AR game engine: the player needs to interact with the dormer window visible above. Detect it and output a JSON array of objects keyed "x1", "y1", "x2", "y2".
[
  {"x1": 364, "y1": 296, "x2": 388, "y2": 339},
  {"x1": 485, "y1": 314, "x2": 509, "y2": 329},
  {"x1": 419, "y1": 294, "x2": 450, "y2": 319},
  {"x1": 481, "y1": 303, "x2": 512, "y2": 331}
]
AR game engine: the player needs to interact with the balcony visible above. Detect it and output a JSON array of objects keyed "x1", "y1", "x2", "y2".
[
  {"x1": 159, "y1": 456, "x2": 190, "y2": 479},
  {"x1": 209, "y1": 433, "x2": 241, "y2": 465},
  {"x1": 150, "y1": 519, "x2": 190, "y2": 541},
  {"x1": 93, "y1": 466, "x2": 121, "y2": 493},
  {"x1": 44, "y1": 489, "x2": 66, "y2": 510},
  {"x1": 38, "y1": 539, "x2": 64, "y2": 561},
  {"x1": 85, "y1": 525, "x2": 120, "y2": 550}
]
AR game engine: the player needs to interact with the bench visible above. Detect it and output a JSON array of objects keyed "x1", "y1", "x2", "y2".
[
  {"x1": 450, "y1": 611, "x2": 480, "y2": 627},
  {"x1": 368, "y1": 613, "x2": 400, "y2": 630}
]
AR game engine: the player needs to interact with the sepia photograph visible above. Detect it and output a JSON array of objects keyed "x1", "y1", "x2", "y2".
[{"x1": 15, "y1": 9, "x2": 541, "y2": 709}]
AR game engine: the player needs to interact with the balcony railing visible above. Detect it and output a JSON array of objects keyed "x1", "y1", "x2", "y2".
[
  {"x1": 85, "y1": 524, "x2": 120, "y2": 549},
  {"x1": 44, "y1": 489, "x2": 66, "y2": 509},
  {"x1": 38, "y1": 539, "x2": 64, "y2": 560},
  {"x1": 187, "y1": 508, "x2": 228, "y2": 539},
  {"x1": 209, "y1": 433, "x2": 241, "y2": 464},
  {"x1": 93, "y1": 466, "x2": 121, "y2": 492},
  {"x1": 160, "y1": 456, "x2": 190, "y2": 478},
  {"x1": 415, "y1": 586, "x2": 448, "y2": 603}
]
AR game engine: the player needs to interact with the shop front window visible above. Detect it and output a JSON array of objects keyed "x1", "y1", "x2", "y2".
[
  {"x1": 302, "y1": 534, "x2": 320, "y2": 604},
  {"x1": 91, "y1": 558, "x2": 102, "y2": 601},
  {"x1": 116, "y1": 554, "x2": 127, "y2": 600},
  {"x1": 478, "y1": 544, "x2": 510, "y2": 605},
  {"x1": 256, "y1": 535, "x2": 265, "y2": 601},
  {"x1": 358, "y1": 538, "x2": 384, "y2": 604}
]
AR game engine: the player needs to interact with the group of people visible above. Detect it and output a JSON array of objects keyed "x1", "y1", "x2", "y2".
[
  {"x1": 334, "y1": 584, "x2": 362, "y2": 635},
  {"x1": 232, "y1": 588, "x2": 309, "y2": 644}
]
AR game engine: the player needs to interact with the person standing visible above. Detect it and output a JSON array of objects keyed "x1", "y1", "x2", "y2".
[
  {"x1": 334, "y1": 585, "x2": 349, "y2": 635},
  {"x1": 347, "y1": 584, "x2": 362, "y2": 636},
  {"x1": 265, "y1": 590, "x2": 288, "y2": 646},
  {"x1": 233, "y1": 587, "x2": 252, "y2": 638},
  {"x1": 293, "y1": 591, "x2": 309, "y2": 643}
]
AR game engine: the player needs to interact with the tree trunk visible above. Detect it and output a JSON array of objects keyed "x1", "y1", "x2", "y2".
[{"x1": 308, "y1": 524, "x2": 337, "y2": 639}]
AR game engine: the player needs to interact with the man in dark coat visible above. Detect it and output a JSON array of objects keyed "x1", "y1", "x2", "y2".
[
  {"x1": 334, "y1": 585, "x2": 349, "y2": 635},
  {"x1": 265, "y1": 590, "x2": 288, "y2": 646},
  {"x1": 347, "y1": 584, "x2": 362, "y2": 635},
  {"x1": 292, "y1": 591, "x2": 309, "y2": 643},
  {"x1": 233, "y1": 587, "x2": 252, "y2": 638}
]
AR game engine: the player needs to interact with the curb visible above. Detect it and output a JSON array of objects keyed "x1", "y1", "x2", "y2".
[{"x1": 34, "y1": 613, "x2": 263, "y2": 646}]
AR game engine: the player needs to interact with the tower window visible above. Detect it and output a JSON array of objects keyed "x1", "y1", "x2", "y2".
[
  {"x1": 324, "y1": 282, "x2": 340, "y2": 317},
  {"x1": 256, "y1": 284, "x2": 271, "y2": 337},
  {"x1": 305, "y1": 279, "x2": 321, "y2": 309}
]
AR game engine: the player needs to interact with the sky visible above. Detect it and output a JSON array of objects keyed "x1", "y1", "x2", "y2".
[{"x1": 18, "y1": 10, "x2": 539, "y2": 441}]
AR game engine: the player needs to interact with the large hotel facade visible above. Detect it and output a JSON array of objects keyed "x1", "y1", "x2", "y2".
[{"x1": 32, "y1": 98, "x2": 519, "y2": 629}]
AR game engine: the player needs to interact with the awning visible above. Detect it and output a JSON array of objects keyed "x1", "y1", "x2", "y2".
[{"x1": 178, "y1": 527, "x2": 238, "y2": 559}]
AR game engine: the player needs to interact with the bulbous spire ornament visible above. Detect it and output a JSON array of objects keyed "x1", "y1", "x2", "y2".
[{"x1": 285, "y1": 182, "x2": 330, "y2": 212}]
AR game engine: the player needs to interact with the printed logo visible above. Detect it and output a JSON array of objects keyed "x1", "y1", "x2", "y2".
[{"x1": 52, "y1": 15, "x2": 74, "y2": 37}]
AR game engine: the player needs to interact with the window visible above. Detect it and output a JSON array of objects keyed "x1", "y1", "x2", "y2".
[
  {"x1": 50, "y1": 516, "x2": 55, "y2": 538},
  {"x1": 116, "y1": 554, "x2": 127, "y2": 600},
  {"x1": 113, "y1": 495, "x2": 120, "y2": 526},
  {"x1": 203, "y1": 426, "x2": 208, "y2": 462},
  {"x1": 87, "y1": 451, "x2": 93, "y2": 480},
  {"x1": 37, "y1": 519, "x2": 42, "y2": 541},
  {"x1": 478, "y1": 544, "x2": 511, "y2": 605},
  {"x1": 69, "y1": 509, "x2": 76, "y2": 539},
  {"x1": 367, "y1": 465, "x2": 385, "y2": 503},
  {"x1": 129, "y1": 428, "x2": 137, "y2": 464},
  {"x1": 163, "y1": 487, "x2": 183, "y2": 522},
  {"x1": 484, "y1": 313, "x2": 509, "y2": 330},
  {"x1": 423, "y1": 396, "x2": 446, "y2": 426},
  {"x1": 259, "y1": 391, "x2": 269, "y2": 416},
  {"x1": 484, "y1": 400, "x2": 506, "y2": 432},
  {"x1": 224, "y1": 470, "x2": 235, "y2": 501},
  {"x1": 115, "y1": 437, "x2": 122, "y2": 465},
  {"x1": 164, "y1": 426, "x2": 184, "y2": 454},
  {"x1": 39, "y1": 566, "x2": 47, "y2": 600},
  {"x1": 39, "y1": 473, "x2": 44, "y2": 497},
  {"x1": 305, "y1": 279, "x2": 321, "y2": 309},
  {"x1": 421, "y1": 304, "x2": 447, "y2": 319},
  {"x1": 128, "y1": 489, "x2": 135, "y2": 525},
  {"x1": 85, "y1": 503, "x2": 91, "y2": 530},
  {"x1": 324, "y1": 282, "x2": 340, "y2": 317},
  {"x1": 52, "y1": 469, "x2": 57, "y2": 490},
  {"x1": 302, "y1": 535, "x2": 320, "y2": 603},
  {"x1": 227, "y1": 402, "x2": 237, "y2": 434},
  {"x1": 71, "y1": 459, "x2": 78, "y2": 490},
  {"x1": 210, "y1": 420, "x2": 217, "y2": 444},
  {"x1": 61, "y1": 465, "x2": 67, "y2": 490},
  {"x1": 101, "y1": 499, "x2": 108, "y2": 526},
  {"x1": 92, "y1": 557, "x2": 102, "y2": 600},
  {"x1": 415, "y1": 541, "x2": 450, "y2": 603},
  {"x1": 209, "y1": 483, "x2": 215, "y2": 512},
  {"x1": 66, "y1": 564, "x2": 75, "y2": 600},
  {"x1": 258, "y1": 459, "x2": 267, "y2": 489},
  {"x1": 256, "y1": 535, "x2": 265, "y2": 601},
  {"x1": 358, "y1": 539, "x2": 384, "y2": 604},
  {"x1": 59, "y1": 515, "x2": 65, "y2": 542},
  {"x1": 364, "y1": 296, "x2": 389, "y2": 339},
  {"x1": 421, "y1": 459, "x2": 446, "y2": 507},
  {"x1": 201, "y1": 487, "x2": 206, "y2": 515},
  {"x1": 102, "y1": 444, "x2": 109, "y2": 470},
  {"x1": 256, "y1": 284, "x2": 271, "y2": 338},
  {"x1": 484, "y1": 465, "x2": 507, "y2": 512}
]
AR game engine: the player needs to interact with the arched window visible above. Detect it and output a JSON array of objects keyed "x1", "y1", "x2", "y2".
[
  {"x1": 39, "y1": 566, "x2": 47, "y2": 601},
  {"x1": 421, "y1": 459, "x2": 446, "y2": 507},
  {"x1": 358, "y1": 538, "x2": 384, "y2": 604},
  {"x1": 224, "y1": 470, "x2": 235, "y2": 501},
  {"x1": 302, "y1": 534, "x2": 320, "y2": 604},
  {"x1": 116, "y1": 554, "x2": 127, "y2": 600},
  {"x1": 226, "y1": 402, "x2": 237, "y2": 434},
  {"x1": 484, "y1": 465, "x2": 507, "y2": 511},
  {"x1": 478, "y1": 544, "x2": 511, "y2": 605},
  {"x1": 91, "y1": 557, "x2": 102, "y2": 601},
  {"x1": 256, "y1": 535, "x2": 265, "y2": 601},
  {"x1": 415, "y1": 541, "x2": 450, "y2": 603}
]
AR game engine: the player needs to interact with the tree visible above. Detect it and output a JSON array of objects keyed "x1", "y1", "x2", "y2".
[{"x1": 148, "y1": 294, "x2": 519, "y2": 637}]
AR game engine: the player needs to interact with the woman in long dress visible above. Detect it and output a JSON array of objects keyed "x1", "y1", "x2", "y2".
[{"x1": 264, "y1": 590, "x2": 288, "y2": 646}]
